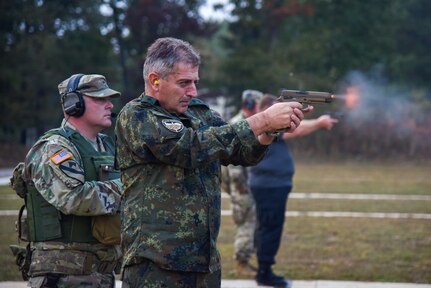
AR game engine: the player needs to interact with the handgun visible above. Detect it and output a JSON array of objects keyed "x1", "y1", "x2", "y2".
[
  {"x1": 267, "y1": 89, "x2": 335, "y2": 136},
  {"x1": 277, "y1": 89, "x2": 335, "y2": 109}
]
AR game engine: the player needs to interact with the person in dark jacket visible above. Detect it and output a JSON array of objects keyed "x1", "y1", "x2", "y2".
[{"x1": 249, "y1": 94, "x2": 338, "y2": 287}]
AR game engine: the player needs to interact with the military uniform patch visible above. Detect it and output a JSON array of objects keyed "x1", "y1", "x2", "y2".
[
  {"x1": 58, "y1": 159, "x2": 85, "y2": 184},
  {"x1": 50, "y1": 149, "x2": 72, "y2": 165},
  {"x1": 162, "y1": 119, "x2": 184, "y2": 133}
]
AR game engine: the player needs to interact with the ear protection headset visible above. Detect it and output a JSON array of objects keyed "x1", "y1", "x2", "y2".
[
  {"x1": 62, "y1": 73, "x2": 85, "y2": 117},
  {"x1": 243, "y1": 92, "x2": 256, "y2": 110}
]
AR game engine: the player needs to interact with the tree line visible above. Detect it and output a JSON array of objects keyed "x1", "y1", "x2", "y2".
[{"x1": 1, "y1": 0, "x2": 430, "y2": 160}]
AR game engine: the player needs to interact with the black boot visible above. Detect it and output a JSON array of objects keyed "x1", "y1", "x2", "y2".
[{"x1": 255, "y1": 266, "x2": 287, "y2": 287}]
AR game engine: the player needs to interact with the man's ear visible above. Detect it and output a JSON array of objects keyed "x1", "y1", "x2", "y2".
[{"x1": 148, "y1": 73, "x2": 159, "y2": 88}]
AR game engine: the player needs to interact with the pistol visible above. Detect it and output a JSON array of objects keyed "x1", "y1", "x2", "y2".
[
  {"x1": 267, "y1": 89, "x2": 335, "y2": 137},
  {"x1": 278, "y1": 89, "x2": 335, "y2": 109}
]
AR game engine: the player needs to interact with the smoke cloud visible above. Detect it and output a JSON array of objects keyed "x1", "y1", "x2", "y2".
[
  {"x1": 304, "y1": 69, "x2": 431, "y2": 159},
  {"x1": 336, "y1": 70, "x2": 425, "y2": 136}
]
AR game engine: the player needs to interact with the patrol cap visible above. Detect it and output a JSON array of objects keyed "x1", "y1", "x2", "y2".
[
  {"x1": 242, "y1": 89, "x2": 263, "y2": 109},
  {"x1": 58, "y1": 74, "x2": 121, "y2": 98}
]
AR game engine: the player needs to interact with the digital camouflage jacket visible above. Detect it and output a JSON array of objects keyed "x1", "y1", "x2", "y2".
[
  {"x1": 24, "y1": 121, "x2": 122, "y2": 217},
  {"x1": 22, "y1": 121, "x2": 123, "y2": 277}
]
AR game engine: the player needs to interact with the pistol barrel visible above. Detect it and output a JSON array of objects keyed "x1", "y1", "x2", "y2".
[{"x1": 279, "y1": 89, "x2": 335, "y2": 103}]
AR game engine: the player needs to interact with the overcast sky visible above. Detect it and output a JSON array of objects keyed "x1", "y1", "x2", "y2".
[{"x1": 199, "y1": 0, "x2": 233, "y2": 21}]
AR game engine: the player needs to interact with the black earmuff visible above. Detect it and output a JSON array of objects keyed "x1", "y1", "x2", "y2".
[
  {"x1": 243, "y1": 92, "x2": 256, "y2": 110},
  {"x1": 62, "y1": 73, "x2": 85, "y2": 117}
]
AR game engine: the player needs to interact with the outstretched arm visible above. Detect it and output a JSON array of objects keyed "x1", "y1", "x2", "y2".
[{"x1": 282, "y1": 114, "x2": 338, "y2": 140}]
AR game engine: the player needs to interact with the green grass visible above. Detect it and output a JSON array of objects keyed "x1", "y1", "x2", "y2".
[
  {"x1": 0, "y1": 186, "x2": 22, "y2": 210},
  {"x1": 222, "y1": 198, "x2": 431, "y2": 214},
  {"x1": 0, "y1": 216, "x2": 23, "y2": 281},
  {"x1": 219, "y1": 217, "x2": 431, "y2": 283},
  {"x1": 1, "y1": 160, "x2": 431, "y2": 282},
  {"x1": 287, "y1": 199, "x2": 431, "y2": 213},
  {"x1": 293, "y1": 161, "x2": 431, "y2": 195}
]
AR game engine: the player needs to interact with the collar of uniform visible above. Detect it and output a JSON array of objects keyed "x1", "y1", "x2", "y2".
[
  {"x1": 189, "y1": 98, "x2": 209, "y2": 108},
  {"x1": 140, "y1": 95, "x2": 209, "y2": 109},
  {"x1": 140, "y1": 94, "x2": 159, "y2": 106}
]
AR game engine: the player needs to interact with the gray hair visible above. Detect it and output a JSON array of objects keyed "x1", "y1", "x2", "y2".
[{"x1": 143, "y1": 37, "x2": 201, "y2": 85}]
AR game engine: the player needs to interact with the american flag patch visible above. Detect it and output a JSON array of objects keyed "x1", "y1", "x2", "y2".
[{"x1": 50, "y1": 149, "x2": 72, "y2": 165}]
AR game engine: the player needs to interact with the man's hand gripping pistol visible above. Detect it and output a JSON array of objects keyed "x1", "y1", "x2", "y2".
[{"x1": 267, "y1": 89, "x2": 335, "y2": 136}]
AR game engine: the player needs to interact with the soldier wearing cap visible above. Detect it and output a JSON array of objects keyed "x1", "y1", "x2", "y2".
[
  {"x1": 13, "y1": 74, "x2": 123, "y2": 287},
  {"x1": 221, "y1": 89, "x2": 263, "y2": 276}
]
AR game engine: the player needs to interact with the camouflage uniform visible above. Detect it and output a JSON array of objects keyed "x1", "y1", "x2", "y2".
[
  {"x1": 23, "y1": 121, "x2": 123, "y2": 288},
  {"x1": 121, "y1": 259, "x2": 221, "y2": 288},
  {"x1": 223, "y1": 111, "x2": 256, "y2": 264},
  {"x1": 115, "y1": 95, "x2": 268, "y2": 286}
]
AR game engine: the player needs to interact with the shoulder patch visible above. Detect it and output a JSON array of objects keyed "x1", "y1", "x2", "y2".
[
  {"x1": 58, "y1": 159, "x2": 84, "y2": 184},
  {"x1": 50, "y1": 149, "x2": 72, "y2": 165},
  {"x1": 162, "y1": 119, "x2": 184, "y2": 133}
]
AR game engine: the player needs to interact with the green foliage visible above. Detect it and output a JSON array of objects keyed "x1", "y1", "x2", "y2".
[
  {"x1": 0, "y1": 1, "x2": 120, "y2": 142},
  {"x1": 214, "y1": 0, "x2": 431, "y2": 160},
  {"x1": 388, "y1": 0, "x2": 431, "y2": 88},
  {"x1": 1, "y1": 0, "x2": 430, "y2": 159},
  {"x1": 219, "y1": 0, "x2": 431, "y2": 93},
  {"x1": 0, "y1": 0, "x2": 220, "y2": 142}
]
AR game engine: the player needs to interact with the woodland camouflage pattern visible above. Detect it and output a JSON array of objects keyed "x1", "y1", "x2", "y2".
[
  {"x1": 121, "y1": 259, "x2": 221, "y2": 288},
  {"x1": 115, "y1": 94, "x2": 268, "y2": 272}
]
